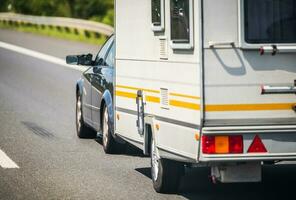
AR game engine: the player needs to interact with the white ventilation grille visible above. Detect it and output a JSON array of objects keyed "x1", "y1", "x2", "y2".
[
  {"x1": 159, "y1": 37, "x2": 168, "y2": 59},
  {"x1": 160, "y1": 88, "x2": 169, "y2": 109}
]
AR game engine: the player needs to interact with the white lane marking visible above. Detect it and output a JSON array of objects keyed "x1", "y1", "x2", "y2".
[
  {"x1": 0, "y1": 41, "x2": 85, "y2": 72},
  {"x1": 0, "y1": 149, "x2": 19, "y2": 169}
]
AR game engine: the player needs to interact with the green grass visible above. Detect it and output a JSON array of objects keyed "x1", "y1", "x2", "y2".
[{"x1": 0, "y1": 20, "x2": 107, "y2": 45}]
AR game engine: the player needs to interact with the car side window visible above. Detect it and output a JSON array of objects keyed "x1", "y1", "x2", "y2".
[
  {"x1": 95, "y1": 35, "x2": 114, "y2": 65},
  {"x1": 105, "y1": 42, "x2": 115, "y2": 67}
]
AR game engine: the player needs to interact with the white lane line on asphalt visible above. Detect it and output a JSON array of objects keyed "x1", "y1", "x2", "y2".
[
  {"x1": 0, "y1": 149, "x2": 19, "y2": 169},
  {"x1": 0, "y1": 41, "x2": 85, "y2": 72}
]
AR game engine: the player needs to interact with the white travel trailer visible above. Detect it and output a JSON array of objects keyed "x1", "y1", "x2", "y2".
[{"x1": 114, "y1": 0, "x2": 296, "y2": 193}]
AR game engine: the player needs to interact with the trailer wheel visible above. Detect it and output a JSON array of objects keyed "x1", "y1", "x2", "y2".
[
  {"x1": 76, "y1": 94, "x2": 96, "y2": 138},
  {"x1": 151, "y1": 137, "x2": 183, "y2": 193}
]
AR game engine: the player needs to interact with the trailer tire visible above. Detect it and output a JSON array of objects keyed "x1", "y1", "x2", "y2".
[{"x1": 151, "y1": 137, "x2": 183, "y2": 193}]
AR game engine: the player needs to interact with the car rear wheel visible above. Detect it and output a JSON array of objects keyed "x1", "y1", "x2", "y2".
[
  {"x1": 76, "y1": 94, "x2": 96, "y2": 138},
  {"x1": 102, "y1": 105, "x2": 119, "y2": 154},
  {"x1": 151, "y1": 136, "x2": 183, "y2": 193}
]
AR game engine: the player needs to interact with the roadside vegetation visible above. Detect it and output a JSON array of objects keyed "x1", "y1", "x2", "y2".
[
  {"x1": 0, "y1": 0, "x2": 114, "y2": 26},
  {"x1": 0, "y1": 19, "x2": 107, "y2": 45},
  {"x1": 0, "y1": 0, "x2": 113, "y2": 45}
]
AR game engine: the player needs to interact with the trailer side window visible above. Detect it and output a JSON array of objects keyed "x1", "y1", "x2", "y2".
[
  {"x1": 151, "y1": 0, "x2": 164, "y2": 32},
  {"x1": 170, "y1": 0, "x2": 193, "y2": 49},
  {"x1": 244, "y1": 0, "x2": 296, "y2": 44}
]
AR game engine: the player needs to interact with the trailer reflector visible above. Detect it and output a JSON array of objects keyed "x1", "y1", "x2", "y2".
[
  {"x1": 195, "y1": 133, "x2": 200, "y2": 141},
  {"x1": 247, "y1": 135, "x2": 267, "y2": 153}
]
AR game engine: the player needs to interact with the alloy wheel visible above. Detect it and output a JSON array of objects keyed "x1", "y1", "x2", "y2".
[
  {"x1": 76, "y1": 95, "x2": 82, "y2": 132},
  {"x1": 151, "y1": 138, "x2": 160, "y2": 181},
  {"x1": 103, "y1": 107, "x2": 109, "y2": 147}
]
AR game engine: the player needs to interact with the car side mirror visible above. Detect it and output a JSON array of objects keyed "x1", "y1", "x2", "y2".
[
  {"x1": 66, "y1": 54, "x2": 93, "y2": 66},
  {"x1": 97, "y1": 58, "x2": 105, "y2": 66}
]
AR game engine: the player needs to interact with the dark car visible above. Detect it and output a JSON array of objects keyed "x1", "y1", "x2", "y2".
[{"x1": 66, "y1": 35, "x2": 122, "y2": 153}]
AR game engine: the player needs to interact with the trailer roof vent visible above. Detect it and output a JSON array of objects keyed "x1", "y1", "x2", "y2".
[
  {"x1": 159, "y1": 37, "x2": 168, "y2": 60},
  {"x1": 160, "y1": 88, "x2": 169, "y2": 109}
]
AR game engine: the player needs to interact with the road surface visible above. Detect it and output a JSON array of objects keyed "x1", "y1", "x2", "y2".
[{"x1": 0, "y1": 29, "x2": 295, "y2": 200}]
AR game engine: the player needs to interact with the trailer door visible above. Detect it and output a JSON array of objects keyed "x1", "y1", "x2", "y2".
[{"x1": 203, "y1": 0, "x2": 296, "y2": 126}]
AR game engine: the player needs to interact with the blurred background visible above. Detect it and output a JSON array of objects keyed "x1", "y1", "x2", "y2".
[
  {"x1": 0, "y1": 0, "x2": 114, "y2": 45},
  {"x1": 0, "y1": 0, "x2": 114, "y2": 25}
]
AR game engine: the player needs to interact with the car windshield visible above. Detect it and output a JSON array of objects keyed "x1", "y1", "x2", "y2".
[
  {"x1": 245, "y1": 0, "x2": 296, "y2": 44},
  {"x1": 95, "y1": 35, "x2": 114, "y2": 64}
]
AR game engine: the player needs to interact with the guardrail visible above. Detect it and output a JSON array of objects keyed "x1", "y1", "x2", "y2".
[{"x1": 0, "y1": 12, "x2": 114, "y2": 36}]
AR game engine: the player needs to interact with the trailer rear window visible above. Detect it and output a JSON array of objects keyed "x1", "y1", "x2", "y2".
[
  {"x1": 245, "y1": 0, "x2": 296, "y2": 44},
  {"x1": 170, "y1": 0, "x2": 190, "y2": 43}
]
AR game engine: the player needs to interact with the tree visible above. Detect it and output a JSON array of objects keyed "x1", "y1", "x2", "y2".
[
  {"x1": 0, "y1": 0, "x2": 9, "y2": 12},
  {"x1": 0, "y1": 0, "x2": 114, "y2": 25}
]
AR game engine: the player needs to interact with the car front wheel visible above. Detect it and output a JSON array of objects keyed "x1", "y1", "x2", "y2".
[{"x1": 102, "y1": 105, "x2": 118, "y2": 153}]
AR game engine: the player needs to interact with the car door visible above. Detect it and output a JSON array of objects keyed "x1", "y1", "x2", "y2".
[
  {"x1": 81, "y1": 67, "x2": 93, "y2": 126},
  {"x1": 91, "y1": 35, "x2": 115, "y2": 131}
]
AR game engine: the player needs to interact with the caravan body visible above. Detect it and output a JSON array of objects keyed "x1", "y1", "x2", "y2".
[
  {"x1": 115, "y1": 0, "x2": 201, "y2": 162},
  {"x1": 115, "y1": 0, "x2": 202, "y2": 162},
  {"x1": 115, "y1": 0, "x2": 296, "y2": 188}
]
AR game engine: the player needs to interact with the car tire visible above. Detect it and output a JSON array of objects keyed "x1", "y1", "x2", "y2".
[
  {"x1": 76, "y1": 94, "x2": 96, "y2": 138},
  {"x1": 102, "y1": 105, "x2": 123, "y2": 154},
  {"x1": 151, "y1": 136, "x2": 183, "y2": 193}
]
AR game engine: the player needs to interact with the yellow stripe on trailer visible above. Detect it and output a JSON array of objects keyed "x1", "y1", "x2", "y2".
[{"x1": 205, "y1": 103, "x2": 294, "y2": 112}]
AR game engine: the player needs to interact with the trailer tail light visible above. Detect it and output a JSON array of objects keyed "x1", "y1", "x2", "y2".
[
  {"x1": 229, "y1": 135, "x2": 243, "y2": 154},
  {"x1": 215, "y1": 136, "x2": 229, "y2": 154},
  {"x1": 202, "y1": 135, "x2": 215, "y2": 154},
  {"x1": 247, "y1": 135, "x2": 267, "y2": 153},
  {"x1": 202, "y1": 135, "x2": 243, "y2": 154}
]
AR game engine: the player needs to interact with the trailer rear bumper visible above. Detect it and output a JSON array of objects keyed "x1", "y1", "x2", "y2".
[
  {"x1": 200, "y1": 154, "x2": 296, "y2": 162},
  {"x1": 200, "y1": 125, "x2": 296, "y2": 162}
]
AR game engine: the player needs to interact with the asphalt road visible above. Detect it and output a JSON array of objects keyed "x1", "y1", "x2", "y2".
[{"x1": 0, "y1": 29, "x2": 296, "y2": 200}]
